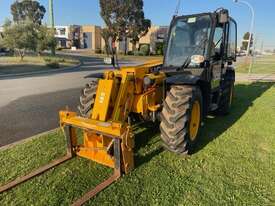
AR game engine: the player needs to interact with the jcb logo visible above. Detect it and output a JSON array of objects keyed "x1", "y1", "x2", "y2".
[{"x1": 99, "y1": 92, "x2": 106, "y2": 104}]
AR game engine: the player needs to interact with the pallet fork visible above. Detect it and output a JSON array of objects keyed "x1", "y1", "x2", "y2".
[{"x1": 0, "y1": 121, "x2": 123, "y2": 206}]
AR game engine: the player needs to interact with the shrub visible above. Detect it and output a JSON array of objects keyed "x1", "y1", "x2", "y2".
[
  {"x1": 44, "y1": 57, "x2": 61, "y2": 68},
  {"x1": 133, "y1": 50, "x2": 145, "y2": 56},
  {"x1": 46, "y1": 61, "x2": 60, "y2": 68},
  {"x1": 118, "y1": 51, "x2": 125, "y2": 55},
  {"x1": 127, "y1": 51, "x2": 134, "y2": 55},
  {"x1": 95, "y1": 48, "x2": 102, "y2": 54},
  {"x1": 156, "y1": 42, "x2": 164, "y2": 55},
  {"x1": 139, "y1": 44, "x2": 150, "y2": 56}
]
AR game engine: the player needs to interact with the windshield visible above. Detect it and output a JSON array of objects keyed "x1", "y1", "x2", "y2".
[{"x1": 164, "y1": 15, "x2": 212, "y2": 67}]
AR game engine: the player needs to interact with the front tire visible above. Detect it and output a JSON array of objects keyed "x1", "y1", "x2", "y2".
[
  {"x1": 160, "y1": 85, "x2": 202, "y2": 154},
  {"x1": 78, "y1": 81, "x2": 98, "y2": 118}
]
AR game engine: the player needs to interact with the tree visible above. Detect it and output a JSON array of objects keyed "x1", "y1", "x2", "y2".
[
  {"x1": 11, "y1": 0, "x2": 46, "y2": 25},
  {"x1": 241, "y1": 32, "x2": 254, "y2": 52},
  {"x1": 99, "y1": 0, "x2": 151, "y2": 54},
  {"x1": 0, "y1": 32, "x2": 3, "y2": 49},
  {"x1": 37, "y1": 25, "x2": 57, "y2": 55},
  {"x1": 101, "y1": 28, "x2": 112, "y2": 54},
  {"x1": 127, "y1": 0, "x2": 151, "y2": 51},
  {"x1": 2, "y1": 20, "x2": 38, "y2": 60},
  {"x1": 100, "y1": 0, "x2": 125, "y2": 45},
  {"x1": 3, "y1": 0, "x2": 54, "y2": 59}
]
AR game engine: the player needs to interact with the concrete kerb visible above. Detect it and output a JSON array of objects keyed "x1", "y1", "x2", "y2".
[
  {"x1": 0, "y1": 62, "x2": 81, "y2": 79},
  {"x1": 0, "y1": 128, "x2": 60, "y2": 152}
]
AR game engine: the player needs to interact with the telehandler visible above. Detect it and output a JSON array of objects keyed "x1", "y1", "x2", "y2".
[{"x1": 0, "y1": 8, "x2": 237, "y2": 205}]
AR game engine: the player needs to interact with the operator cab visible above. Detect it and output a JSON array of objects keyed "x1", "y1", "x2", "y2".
[{"x1": 163, "y1": 9, "x2": 237, "y2": 75}]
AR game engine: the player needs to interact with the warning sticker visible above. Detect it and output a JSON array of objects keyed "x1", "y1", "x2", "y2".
[{"x1": 187, "y1": 17, "x2": 197, "y2": 23}]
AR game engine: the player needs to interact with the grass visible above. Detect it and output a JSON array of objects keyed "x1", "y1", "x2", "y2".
[
  {"x1": 236, "y1": 55, "x2": 275, "y2": 74},
  {"x1": 60, "y1": 49, "x2": 163, "y2": 62},
  {"x1": 1, "y1": 82, "x2": 275, "y2": 205},
  {"x1": 0, "y1": 55, "x2": 79, "y2": 75}
]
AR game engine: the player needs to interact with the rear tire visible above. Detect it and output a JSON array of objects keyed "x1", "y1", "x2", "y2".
[
  {"x1": 78, "y1": 81, "x2": 98, "y2": 118},
  {"x1": 160, "y1": 85, "x2": 202, "y2": 154},
  {"x1": 216, "y1": 81, "x2": 234, "y2": 115}
]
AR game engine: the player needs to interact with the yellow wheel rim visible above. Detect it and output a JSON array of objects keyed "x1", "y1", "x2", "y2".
[{"x1": 189, "y1": 101, "x2": 200, "y2": 141}]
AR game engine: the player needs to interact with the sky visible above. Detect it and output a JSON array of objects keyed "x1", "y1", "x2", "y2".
[{"x1": 0, "y1": 0, "x2": 274, "y2": 49}]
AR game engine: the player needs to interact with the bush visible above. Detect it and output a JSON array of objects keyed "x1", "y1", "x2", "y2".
[
  {"x1": 133, "y1": 50, "x2": 145, "y2": 56},
  {"x1": 127, "y1": 51, "x2": 134, "y2": 55},
  {"x1": 46, "y1": 61, "x2": 60, "y2": 68},
  {"x1": 44, "y1": 57, "x2": 61, "y2": 68},
  {"x1": 95, "y1": 48, "x2": 102, "y2": 54},
  {"x1": 118, "y1": 51, "x2": 125, "y2": 55},
  {"x1": 139, "y1": 44, "x2": 150, "y2": 56},
  {"x1": 156, "y1": 42, "x2": 165, "y2": 55}
]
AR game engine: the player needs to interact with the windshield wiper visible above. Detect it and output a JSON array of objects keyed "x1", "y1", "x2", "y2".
[{"x1": 179, "y1": 37, "x2": 208, "y2": 70}]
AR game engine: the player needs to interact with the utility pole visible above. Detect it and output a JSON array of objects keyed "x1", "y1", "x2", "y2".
[
  {"x1": 261, "y1": 40, "x2": 264, "y2": 54},
  {"x1": 233, "y1": 0, "x2": 255, "y2": 57},
  {"x1": 49, "y1": 0, "x2": 54, "y2": 28},
  {"x1": 174, "y1": 0, "x2": 182, "y2": 16},
  {"x1": 49, "y1": 0, "x2": 55, "y2": 55},
  {"x1": 233, "y1": 0, "x2": 255, "y2": 74}
]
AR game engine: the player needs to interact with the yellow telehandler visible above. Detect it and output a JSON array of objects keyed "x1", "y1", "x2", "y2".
[{"x1": 0, "y1": 9, "x2": 237, "y2": 205}]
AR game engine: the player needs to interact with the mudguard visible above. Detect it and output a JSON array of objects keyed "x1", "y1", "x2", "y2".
[{"x1": 166, "y1": 74, "x2": 200, "y2": 85}]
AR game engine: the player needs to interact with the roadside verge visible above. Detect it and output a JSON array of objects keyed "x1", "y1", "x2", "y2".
[{"x1": 0, "y1": 62, "x2": 81, "y2": 79}]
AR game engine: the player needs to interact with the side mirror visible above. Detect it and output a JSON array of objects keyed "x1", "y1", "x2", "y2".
[{"x1": 218, "y1": 9, "x2": 229, "y2": 23}]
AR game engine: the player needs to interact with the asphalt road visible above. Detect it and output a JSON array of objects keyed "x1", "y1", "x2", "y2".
[{"x1": 0, "y1": 55, "x2": 139, "y2": 147}]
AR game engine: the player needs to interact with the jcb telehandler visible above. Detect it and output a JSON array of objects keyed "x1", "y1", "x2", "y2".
[{"x1": 0, "y1": 8, "x2": 237, "y2": 205}]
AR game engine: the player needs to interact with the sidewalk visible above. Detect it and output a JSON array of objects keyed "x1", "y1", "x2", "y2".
[{"x1": 236, "y1": 73, "x2": 275, "y2": 82}]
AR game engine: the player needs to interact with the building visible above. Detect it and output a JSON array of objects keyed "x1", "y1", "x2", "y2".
[
  {"x1": 54, "y1": 25, "x2": 102, "y2": 51},
  {"x1": 82, "y1": 25, "x2": 102, "y2": 51},
  {"x1": 54, "y1": 26, "x2": 70, "y2": 48},
  {"x1": 139, "y1": 25, "x2": 168, "y2": 54},
  {"x1": 107, "y1": 25, "x2": 169, "y2": 54},
  {"x1": 54, "y1": 25, "x2": 82, "y2": 49}
]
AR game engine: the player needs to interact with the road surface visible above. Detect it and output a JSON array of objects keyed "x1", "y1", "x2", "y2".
[{"x1": 0, "y1": 55, "x2": 139, "y2": 147}]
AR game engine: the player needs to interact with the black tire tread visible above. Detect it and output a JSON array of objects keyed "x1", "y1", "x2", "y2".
[
  {"x1": 78, "y1": 81, "x2": 98, "y2": 118},
  {"x1": 160, "y1": 85, "x2": 201, "y2": 155},
  {"x1": 216, "y1": 81, "x2": 234, "y2": 115}
]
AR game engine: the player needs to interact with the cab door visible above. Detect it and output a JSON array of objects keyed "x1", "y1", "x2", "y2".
[{"x1": 210, "y1": 26, "x2": 224, "y2": 89}]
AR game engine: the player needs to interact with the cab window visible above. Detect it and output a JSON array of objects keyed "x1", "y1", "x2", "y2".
[
  {"x1": 227, "y1": 20, "x2": 237, "y2": 59},
  {"x1": 212, "y1": 27, "x2": 223, "y2": 57}
]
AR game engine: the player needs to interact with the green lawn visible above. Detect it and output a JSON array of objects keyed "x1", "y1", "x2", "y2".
[
  {"x1": 0, "y1": 82, "x2": 275, "y2": 205},
  {"x1": 0, "y1": 55, "x2": 79, "y2": 75},
  {"x1": 60, "y1": 49, "x2": 163, "y2": 62},
  {"x1": 236, "y1": 55, "x2": 275, "y2": 74}
]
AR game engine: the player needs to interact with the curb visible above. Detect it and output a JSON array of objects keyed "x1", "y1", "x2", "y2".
[
  {"x1": 0, "y1": 128, "x2": 60, "y2": 152},
  {"x1": 0, "y1": 62, "x2": 81, "y2": 79}
]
